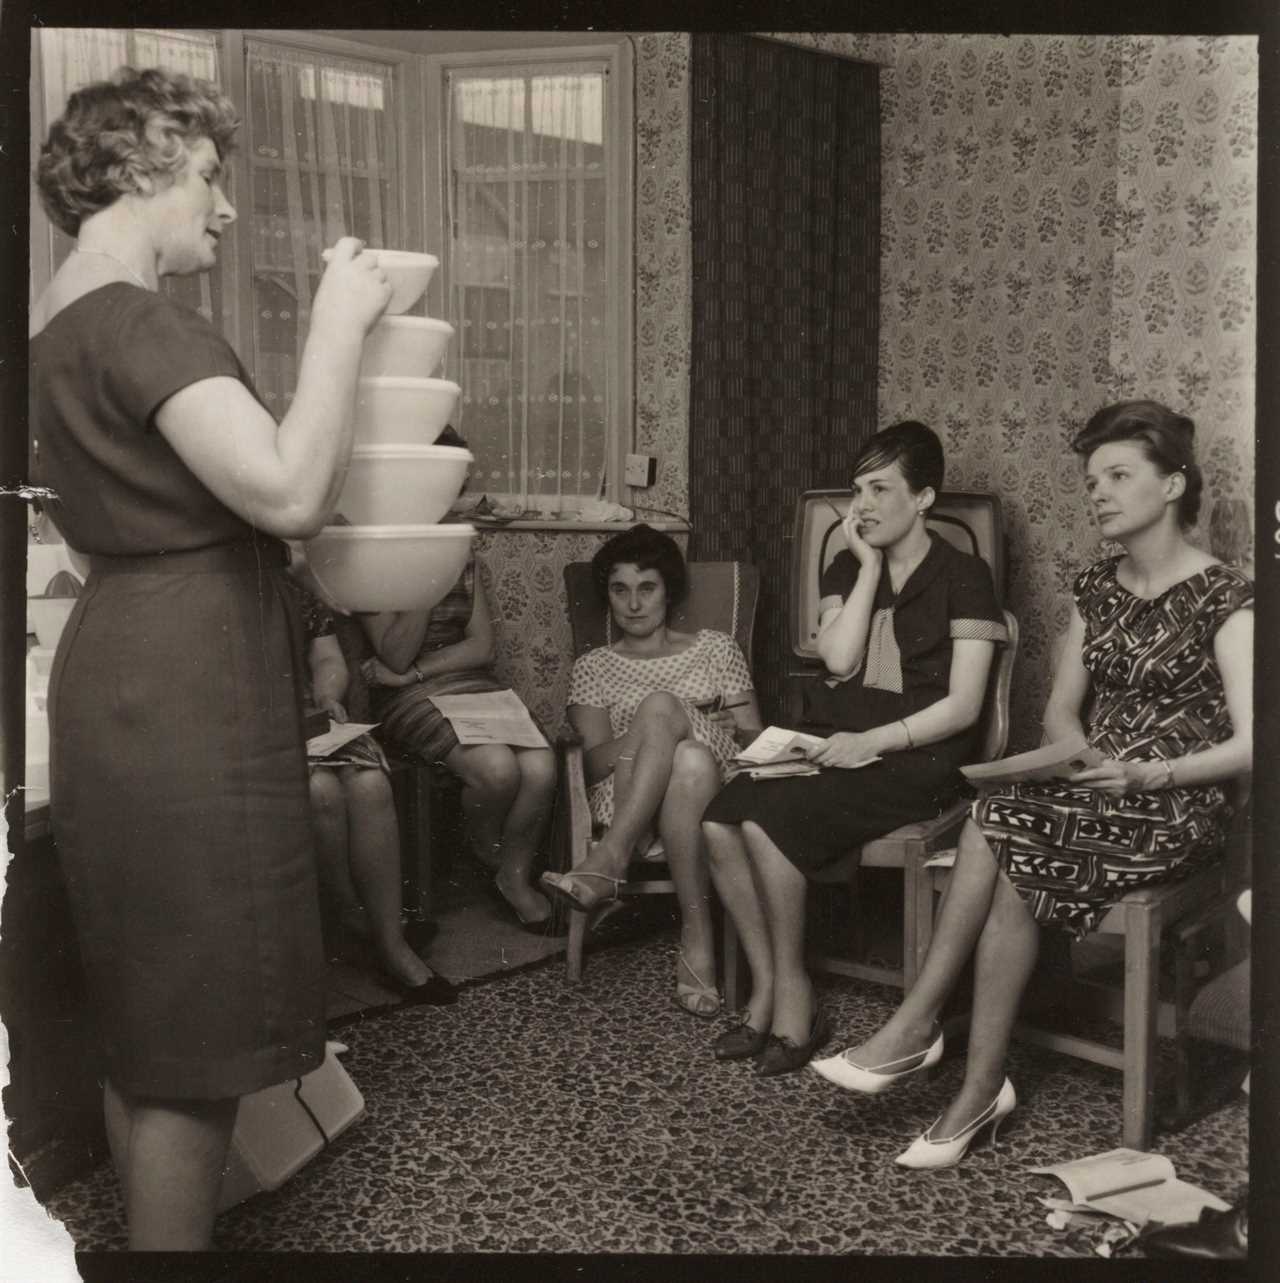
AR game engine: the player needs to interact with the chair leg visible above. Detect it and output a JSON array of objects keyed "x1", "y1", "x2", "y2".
[
  {"x1": 408, "y1": 766, "x2": 433, "y2": 920},
  {"x1": 903, "y1": 856, "x2": 925, "y2": 992},
  {"x1": 722, "y1": 915, "x2": 747, "y2": 1012},
  {"x1": 566, "y1": 907, "x2": 588, "y2": 984},
  {"x1": 847, "y1": 865, "x2": 866, "y2": 960},
  {"x1": 1123, "y1": 909, "x2": 1161, "y2": 1150},
  {"x1": 1173, "y1": 934, "x2": 1196, "y2": 1124}
]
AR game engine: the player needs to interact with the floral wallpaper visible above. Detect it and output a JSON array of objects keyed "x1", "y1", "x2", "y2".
[
  {"x1": 770, "y1": 31, "x2": 1256, "y2": 746},
  {"x1": 480, "y1": 32, "x2": 1257, "y2": 749},
  {"x1": 474, "y1": 529, "x2": 611, "y2": 728}
]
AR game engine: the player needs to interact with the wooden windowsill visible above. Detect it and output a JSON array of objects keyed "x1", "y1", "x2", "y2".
[{"x1": 470, "y1": 517, "x2": 689, "y2": 534}]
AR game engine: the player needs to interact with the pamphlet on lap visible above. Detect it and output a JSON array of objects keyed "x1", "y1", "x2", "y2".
[
  {"x1": 307, "y1": 721, "x2": 379, "y2": 758},
  {"x1": 1031, "y1": 1148, "x2": 1230, "y2": 1228},
  {"x1": 960, "y1": 732, "x2": 1106, "y2": 788},
  {"x1": 428, "y1": 690, "x2": 548, "y2": 748},
  {"x1": 733, "y1": 726, "x2": 879, "y2": 779}
]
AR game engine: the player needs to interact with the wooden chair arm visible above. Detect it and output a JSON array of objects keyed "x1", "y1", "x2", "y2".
[{"x1": 554, "y1": 734, "x2": 594, "y2": 873}]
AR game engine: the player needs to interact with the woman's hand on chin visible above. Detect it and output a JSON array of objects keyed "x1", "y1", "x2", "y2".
[
  {"x1": 807, "y1": 731, "x2": 881, "y2": 769},
  {"x1": 842, "y1": 512, "x2": 882, "y2": 568}
]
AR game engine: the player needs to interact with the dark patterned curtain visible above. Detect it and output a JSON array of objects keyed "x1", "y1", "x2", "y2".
[{"x1": 689, "y1": 36, "x2": 880, "y2": 721}]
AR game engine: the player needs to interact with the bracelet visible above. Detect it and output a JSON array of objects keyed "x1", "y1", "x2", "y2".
[
  {"x1": 899, "y1": 718, "x2": 914, "y2": 750},
  {"x1": 1159, "y1": 759, "x2": 1176, "y2": 789},
  {"x1": 412, "y1": 663, "x2": 425, "y2": 684}
]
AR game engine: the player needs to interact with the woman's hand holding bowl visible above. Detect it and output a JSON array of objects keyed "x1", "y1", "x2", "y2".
[
  {"x1": 807, "y1": 730, "x2": 881, "y2": 769},
  {"x1": 315, "y1": 236, "x2": 392, "y2": 336}
]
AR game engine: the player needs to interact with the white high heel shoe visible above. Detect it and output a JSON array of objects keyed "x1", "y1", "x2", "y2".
[
  {"x1": 893, "y1": 1078, "x2": 1017, "y2": 1170},
  {"x1": 810, "y1": 1031, "x2": 943, "y2": 1094}
]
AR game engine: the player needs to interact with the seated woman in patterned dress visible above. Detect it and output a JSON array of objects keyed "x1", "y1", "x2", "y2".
[
  {"x1": 540, "y1": 525, "x2": 762, "y2": 1016},
  {"x1": 359, "y1": 436, "x2": 557, "y2": 930},
  {"x1": 285, "y1": 567, "x2": 455, "y2": 1005},
  {"x1": 702, "y1": 422, "x2": 1006, "y2": 1074},
  {"x1": 814, "y1": 401, "x2": 1253, "y2": 1170}
]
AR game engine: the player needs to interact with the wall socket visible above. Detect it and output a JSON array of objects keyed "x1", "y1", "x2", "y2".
[{"x1": 624, "y1": 453, "x2": 658, "y2": 488}]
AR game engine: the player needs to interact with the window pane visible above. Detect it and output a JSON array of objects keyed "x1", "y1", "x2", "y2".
[
  {"x1": 446, "y1": 66, "x2": 610, "y2": 508},
  {"x1": 244, "y1": 40, "x2": 400, "y2": 409}
]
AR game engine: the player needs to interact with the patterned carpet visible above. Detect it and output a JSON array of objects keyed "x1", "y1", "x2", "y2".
[{"x1": 42, "y1": 926, "x2": 1247, "y2": 1259}]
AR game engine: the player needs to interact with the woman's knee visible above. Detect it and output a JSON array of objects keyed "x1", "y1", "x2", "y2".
[
  {"x1": 452, "y1": 745, "x2": 521, "y2": 799},
  {"x1": 517, "y1": 747, "x2": 557, "y2": 797},
  {"x1": 631, "y1": 689, "x2": 688, "y2": 731},
  {"x1": 343, "y1": 766, "x2": 394, "y2": 812},
  {"x1": 309, "y1": 769, "x2": 343, "y2": 815},
  {"x1": 702, "y1": 820, "x2": 744, "y2": 866},
  {"x1": 670, "y1": 740, "x2": 720, "y2": 793}
]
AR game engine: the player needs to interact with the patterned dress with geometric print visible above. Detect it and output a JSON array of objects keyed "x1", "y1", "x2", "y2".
[{"x1": 974, "y1": 557, "x2": 1253, "y2": 937}]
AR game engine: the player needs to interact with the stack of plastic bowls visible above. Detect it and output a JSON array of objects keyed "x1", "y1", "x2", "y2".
[{"x1": 306, "y1": 248, "x2": 474, "y2": 613}]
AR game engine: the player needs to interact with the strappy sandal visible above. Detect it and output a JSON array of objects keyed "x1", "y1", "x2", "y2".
[
  {"x1": 674, "y1": 951, "x2": 721, "y2": 1019},
  {"x1": 539, "y1": 869, "x2": 624, "y2": 915}
]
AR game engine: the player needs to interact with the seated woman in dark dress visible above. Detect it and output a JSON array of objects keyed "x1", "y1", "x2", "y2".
[
  {"x1": 815, "y1": 401, "x2": 1252, "y2": 1170},
  {"x1": 702, "y1": 421, "x2": 1005, "y2": 1075}
]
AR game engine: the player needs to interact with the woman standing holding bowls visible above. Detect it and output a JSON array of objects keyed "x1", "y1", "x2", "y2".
[{"x1": 30, "y1": 67, "x2": 391, "y2": 1248}]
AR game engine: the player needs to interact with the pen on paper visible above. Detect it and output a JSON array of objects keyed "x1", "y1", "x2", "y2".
[{"x1": 1100, "y1": 1178, "x2": 1165, "y2": 1197}]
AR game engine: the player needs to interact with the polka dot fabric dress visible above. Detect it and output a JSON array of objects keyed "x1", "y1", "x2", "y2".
[{"x1": 567, "y1": 629, "x2": 753, "y2": 827}]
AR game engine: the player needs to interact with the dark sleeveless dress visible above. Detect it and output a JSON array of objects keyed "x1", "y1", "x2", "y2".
[{"x1": 31, "y1": 283, "x2": 325, "y2": 1099}]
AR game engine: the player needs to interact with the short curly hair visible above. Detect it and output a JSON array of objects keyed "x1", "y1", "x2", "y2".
[
  {"x1": 590, "y1": 523, "x2": 688, "y2": 615},
  {"x1": 37, "y1": 66, "x2": 240, "y2": 237}
]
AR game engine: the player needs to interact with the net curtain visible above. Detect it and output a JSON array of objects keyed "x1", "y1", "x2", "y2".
[
  {"x1": 446, "y1": 68, "x2": 608, "y2": 510},
  {"x1": 244, "y1": 41, "x2": 400, "y2": 414}
]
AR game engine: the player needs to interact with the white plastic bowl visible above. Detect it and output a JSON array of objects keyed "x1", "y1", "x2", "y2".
[
  {"x1": 372, "y1": 249, "x2": 439, "y2": 315},
  {"x1": 334, "y1": 445, "x2": 473, "y2": 526},
  {"x1": 353, "y1": 377, "x2": 460, "y2": 446},
  {"x1": 360, "y1": 316, "x2": 454, "y2": 379},
  {"x1": 303, "y1": 524, "x2": 475, "y2": 613},
  {"x1": 28, "y1": 597, "x2": 76, "y2": 649}
]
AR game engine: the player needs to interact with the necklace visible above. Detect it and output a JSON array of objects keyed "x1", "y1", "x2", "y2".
[{"x1": 72, "y1": 246, "x2": 154, "y2": 292}]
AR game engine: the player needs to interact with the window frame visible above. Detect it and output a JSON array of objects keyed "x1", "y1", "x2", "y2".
[
  {"x1": 28, "y1": 29, "x2": 635, "y2": 513},
  {"x1": 423, "y1": 41, "x2": 634, "y2": 507},
  {"x1": 220, "y1": 29, "x2": 425, "y2": 367}
]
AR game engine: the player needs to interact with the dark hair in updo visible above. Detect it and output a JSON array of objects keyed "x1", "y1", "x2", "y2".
[
  {"x1": 591, "y1": 523, "x2": 688, "y2": 614},
  {"x1": 1072, "y1": 400, "x2": 1202, "y2": 528},
  {"x1": 37, "y1": 66, "x2": 240, "y2": 237},
  {"x1": 850, "y1": 420, "x2": 945, "y2": 496}
]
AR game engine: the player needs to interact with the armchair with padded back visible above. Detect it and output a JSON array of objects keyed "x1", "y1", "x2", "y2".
[
  {"x1": 554, "y1": 558, "x2": 760, "y2": 983},
  {"x1": 722, "y1": 490, "x2": 1016, "y2": 1009}
]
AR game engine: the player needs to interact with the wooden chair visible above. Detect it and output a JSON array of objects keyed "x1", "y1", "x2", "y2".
[
  {"x1": 555, "y1": 559, "x2": 760, "y2": 983},
  {"x1": 923, "y1": 783, "x2": 1252, "y2": 1149},
  {"x1": 724, "y1": 491, "x2": 1014, "y2": 1008}
]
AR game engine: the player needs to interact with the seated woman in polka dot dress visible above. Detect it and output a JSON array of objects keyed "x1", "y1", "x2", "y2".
[{"x1": 541, "y1": 525, "x2": 762, "y2": 1017}]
